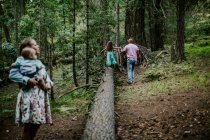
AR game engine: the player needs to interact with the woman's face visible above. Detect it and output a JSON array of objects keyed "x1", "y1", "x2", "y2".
[{"x1": 31, "y1": 40, "x2": 40, "y2": 55}]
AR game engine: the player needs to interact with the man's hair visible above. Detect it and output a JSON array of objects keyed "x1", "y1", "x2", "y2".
[
  {"x1": 127, "y1": 38, "x2": 134, "y2": 44},
  {"x1": 21, "y1": 47, "x2": 37, "y2": 59}
]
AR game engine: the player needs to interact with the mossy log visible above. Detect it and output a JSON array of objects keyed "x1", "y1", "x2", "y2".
[{"x1": 83, "y1": 67, "x2": 115, "y2": 140}]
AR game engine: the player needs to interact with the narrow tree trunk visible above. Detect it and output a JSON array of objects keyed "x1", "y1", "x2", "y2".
[
  {"x1": 0, "y1": 24, "x2": 4, "y2": 78},
  {"x1": 86, "y1": 0, "x2": 90, "y2": 85},
  {"x1": 115, "y1": 0, "x2": 122, "y2": 65},
  {"x1": 62, "y1": 0, "x2": 66, "y2": 31},
  {"x1": 15, "y1": 0, "x2": 19, "y2": 55},
  {"x1": 50, "y1": 36, "x2": 54, "y2": 100},
  {"x1": 83, "y1": 67, "x2": 115, "y2": 140},
  {"x1": 72, "y1": 0, "x2": 78, "y2": 87},
  {"x1": 175, "y1": 0, "x2": 186, "y2": 62},
  {"x1": 116, "y1": 0, "x2": 120, "y2": 47}
]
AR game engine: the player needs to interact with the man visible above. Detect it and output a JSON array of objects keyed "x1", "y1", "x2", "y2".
[{"x1": 122, "y1": 38, "x2": 140, "y2": 84}]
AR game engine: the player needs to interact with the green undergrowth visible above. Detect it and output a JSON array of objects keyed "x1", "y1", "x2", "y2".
[
  {"x1": 116, "y1": 40, "x2": 210, "y2": 102},
  {"x1": 51, "y1": 88, "x2": 96, "y2": 116},
  {"x1": 0, "y1": 84, "x2": 19, "y2": 118}
]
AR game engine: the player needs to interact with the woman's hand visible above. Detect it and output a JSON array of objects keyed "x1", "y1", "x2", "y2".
[{"x1": 27, "y1": 78, "x2": 37, "y2": 87}]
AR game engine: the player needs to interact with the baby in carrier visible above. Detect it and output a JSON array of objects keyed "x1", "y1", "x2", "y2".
[{"x1": 11, "y1": 47, "x2": 50, "y2": 91}]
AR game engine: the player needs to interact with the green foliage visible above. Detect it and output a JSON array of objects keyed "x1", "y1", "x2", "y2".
[
  {"x1": 0, "y1": 85, "x2": 18, "y2": 118},
  {"x1": 2, "y1": 43, "x2": 17, "y2": 61},
  {"x1": 186, "y1": 10, "x2": 210, "y2": 42},
  {"x1": 51, "y1": 88, "x2": 96, "y2": 115},
  {"x1": 143, "y1": 71, "x2": 162, "y2": 82},
  {"x1": 19, "y1": 14, "x2": 36, "y2": 38},
  {"x1": 185, "y1": 42, "x2": 210, "y2": 58}
]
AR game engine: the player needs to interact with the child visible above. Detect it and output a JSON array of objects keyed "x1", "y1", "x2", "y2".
[
  {"x1": 102, "y1": 41, "x2": 117, "y2": 67},
  {"x1": 11, "y1": 47, "x2": 50, "y2": 91}
]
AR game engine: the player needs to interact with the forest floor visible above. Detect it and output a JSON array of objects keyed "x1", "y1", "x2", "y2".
[
  {"x1": 115, "y1": 47, "x2": 210, "y2": 139},
  {"x1": 1, "y1": 43, "x2": 210, "y2": 140}
]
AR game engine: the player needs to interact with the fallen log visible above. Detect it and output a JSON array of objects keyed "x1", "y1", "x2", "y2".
[{"x1": 83, "y1": 67, "x2": 115, "y2": 140}]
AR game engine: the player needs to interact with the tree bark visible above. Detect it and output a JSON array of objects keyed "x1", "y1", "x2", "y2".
[
  {"x1": 0, "y1": 24, "x2": 4, "y2": 78},
  {"x1": 125, "y1": 0, "x2": 133, "y2": 42},
  {"x1": 50, "y1": 37, "x2": 54, "y2": 100},
  {"x1": 148, "y1": 0, "x2": 155, "y2": 50},
  {"x1": 83, "y1": 67, "x2": 115, "y2": 140},
  {"x1": 0, "y1": 3, "x2": 11, "y2": 42},
  {"x1": 175, "y1": 0, "x2": 186, "y2": 62},
  {"x1": 15, "y1": 0, "x2": 19, "y2": 55},
  {"x1": 116, "y1": 0, "x2": 120, "y2": 47},
  {"x1": 134, "y1": 0, "x2": 147, "y2": 46},
  {"x1": 153, "y1": 0, "x2": 164, "y2": 51},
  {"x1": 86, "y1": 0, "x2": 90, "y2": 85},
  {"x1": 72, "y1": 0, "x2": 78, "y2": 87}
]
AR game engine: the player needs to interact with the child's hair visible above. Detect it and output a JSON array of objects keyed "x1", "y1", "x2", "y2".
[
  {"x1": 19, "y1": 38, "x2": 36, "y2": 55},
  {"x1": 106, "y1": 41, "x2": 114, "y2": 51},
  {"x1": 21, "y1": 47, "x2": 37, "y2": 59}
]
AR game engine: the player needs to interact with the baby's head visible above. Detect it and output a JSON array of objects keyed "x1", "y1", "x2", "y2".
[{"x1": 21, "y1": 47, "x2": 37, "y2": 59}]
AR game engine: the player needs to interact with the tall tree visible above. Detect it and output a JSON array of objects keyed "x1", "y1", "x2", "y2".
[
  {"x1": 0, "y1": 2, "x2": 11, "y2": 42},
  {"x1": 153, "y1": 0, "x2": 165, "y2": 51},
  {"x1": 86, "y1": 0, "x2": 90, "y2": 85},
  {"x1": 134, "y1": 0, "x2": 146, "y2": 46},
  {"x1": 15, "y1": 0, "x2": 19, "y2": 54},
  {"x1": 125, "y1": 0, "x2": 146, "y2": 46},
  {"x1": 72, "y1": 0, "x2": 78, "y2": 87},
  {"x1": 101, "y1": 0, "x2": 109, "y2": 46},
  {"x1": 174, "y1": 0, "x2": 186, "y2": 62},
  {"x1": 116, "y1": 0, "x2": 120, "y2": 47},
  {"x1": 0, "y1": 24, "x2": 4, "y2": 78},
  {"x1": 147, "y1": 0, "x2": 155, "y2": 50},
  {"x1": 50, "y1": 35, "x2": 54, "y2": 100},
  {"x1": 125, "y1": 0, "x2": 134, "y2": 42}
]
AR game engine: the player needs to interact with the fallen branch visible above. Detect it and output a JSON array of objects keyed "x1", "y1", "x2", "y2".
[{"x1": 57, "y1": 84, "x2": 98, "y2": 99}]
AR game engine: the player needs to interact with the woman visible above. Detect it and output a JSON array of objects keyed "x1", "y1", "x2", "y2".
[{"x1": 9, "y1": 38, "x2": 53, "y2": 140}]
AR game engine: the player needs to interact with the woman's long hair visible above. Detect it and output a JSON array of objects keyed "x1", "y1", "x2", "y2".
[{"x1": 106, "y1": 41, "x2": 113, "y2": 51}]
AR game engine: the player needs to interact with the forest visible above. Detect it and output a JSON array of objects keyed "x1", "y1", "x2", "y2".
[{"x1": 0, "y1": 0, "x2": 210, "y2": 139}]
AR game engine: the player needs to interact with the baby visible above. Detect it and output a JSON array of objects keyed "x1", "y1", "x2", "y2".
[{"x1": 11, "y1": 47, "x2": 50, "y2": 91}]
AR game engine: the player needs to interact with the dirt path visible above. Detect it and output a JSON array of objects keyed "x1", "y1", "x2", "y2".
[
  {"x1": 0, "y1": 114, "x2": 85, "y2": 140},
  {"x1": 115, "y1": 66, "x2": 210, "y2": 140}
]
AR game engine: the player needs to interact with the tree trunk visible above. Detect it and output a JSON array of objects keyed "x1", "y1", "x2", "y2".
[
  {"x1": 153, "y1": 0, "x2": 164, "y2": 51},
  {"x1": 0, "y1": 3, "x2": 11, "y2": 43},
  {"x1": 50, "y1": 36, "x2": 54, "y2": 100},
  {"x1": 134, "y1": 0, "x2": 147, "y2": 46},
  {"x1": 15, "y1": 0, "x2": 19, "y2": 55},
  {"x1": 148, "y1": 0, "x2": 155, "y2": 50},
  {"x1": 0, "y1": 24, "x2": 4, "y2": 78},
  {"x1": 86, "y1": 0, "x2": 90, "y2": 85},
  {"x1": 175, "y1": 0, "x2": 186, "y2": 62},
  {"x1": 72, "y1": 0, "x2": 78, "y2": 87},
  {"x1": 125, "y1": 0, "x2": 133, "y2": 42},
  {"x1": 116, "y1": 0, "x2": 120, "y2": 47},
  {"x1": 83, "y1": 67, "x2": 115, "y2": 140},
  {"x1": 101, "y1": 0, "x2": 109, "y2": 46}
]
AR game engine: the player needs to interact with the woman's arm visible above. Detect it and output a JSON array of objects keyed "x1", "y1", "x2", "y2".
[{"x1": 9, "y1": 68, "x2": 36, "y2": 86}]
